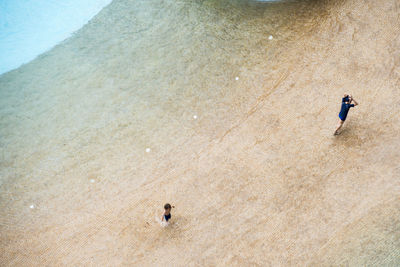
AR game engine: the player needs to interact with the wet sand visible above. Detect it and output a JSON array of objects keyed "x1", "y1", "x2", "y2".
[{"x1": 1, "y1": 0, "x2": 399, "y2": 265}]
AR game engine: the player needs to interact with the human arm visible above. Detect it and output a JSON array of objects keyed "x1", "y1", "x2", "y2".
[{"x1": 350, "y1": 95, "x2": 358, "y2": 106}]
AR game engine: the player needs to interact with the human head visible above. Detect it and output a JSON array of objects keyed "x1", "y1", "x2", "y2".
[
  {"x1": 343, "y1": 95, "x2": 350, "y2": 103},
  {"x1": 164, "y1": 203, "x2": 172, "y2": 211}
]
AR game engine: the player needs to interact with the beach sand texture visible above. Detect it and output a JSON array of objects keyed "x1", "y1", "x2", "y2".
[{"x1": 1, "y1": 0, "x2": 400, "y2": 265}]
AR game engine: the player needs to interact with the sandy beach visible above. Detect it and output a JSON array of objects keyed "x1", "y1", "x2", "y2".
[{"x1": 1, "y1": 0, "x2": 399, "y2": 265}]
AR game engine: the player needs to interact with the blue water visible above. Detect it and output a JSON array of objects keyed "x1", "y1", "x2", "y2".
[{"x1": 0, "y1": 0, "x2": 112, "y2": 75}]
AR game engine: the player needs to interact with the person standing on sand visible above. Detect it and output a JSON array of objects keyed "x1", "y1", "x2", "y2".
[
  {"x1": 161, "y1": 203, "x2": 175, "y2": 224},
  {"x1": 334, "y1": 94, "x2": 358, "y2": 135}
]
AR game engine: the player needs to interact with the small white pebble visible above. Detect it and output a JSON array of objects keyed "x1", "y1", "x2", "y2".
[
  {"x1": 90, "y1": 179, "x2": 95, "y2": 183},
  {"x1": 193, "y1": 115, "x2": 197, "y2": 119},
  {"x1": 30, "y1": 205, "x2": 35, "y2": 209},
  {"x1": 235, "y1": 77, "x2": 239, "y2": 80},
  {"x1": 268, "y1": 35, "x2": 273, "y2": 40},
  {"x1": 146, "y1": 148, "x2": 151, "y2": 153}
]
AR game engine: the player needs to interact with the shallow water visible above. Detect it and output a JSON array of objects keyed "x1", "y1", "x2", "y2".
[
  {"x1": 0, "y1": 0, "x2": 399, "y2": 265},
  {"x1": 0, "y1": 0, "x2": 112, "y2": 74}
]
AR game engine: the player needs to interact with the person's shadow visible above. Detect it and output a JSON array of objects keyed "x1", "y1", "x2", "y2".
[{"x1": 332, "y1": 119, "x2": 377, "y2": 150}]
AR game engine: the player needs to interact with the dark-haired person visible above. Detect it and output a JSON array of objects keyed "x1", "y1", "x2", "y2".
[
  {"x1": 161, "y1": 203, "x2": 175, "y2": 224},
  {"x1": 334, "y1": 94, "x2": 358, "y2": 135}
]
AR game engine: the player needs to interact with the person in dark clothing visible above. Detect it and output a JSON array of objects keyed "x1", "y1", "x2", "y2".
[
  {"x1": 161, "y1": 203, "x2": 175, "y2": 224},
  {"x1": 334, "y1": 94, "x2": 358, "y2": 135}
]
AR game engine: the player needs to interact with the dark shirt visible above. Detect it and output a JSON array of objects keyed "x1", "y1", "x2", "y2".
[
  {"x1": 164, "y1": 213, "x2": 171, "y2": 222},
  {"x1": 339, "y1": 98, "x2": 355, "y2": 121}
]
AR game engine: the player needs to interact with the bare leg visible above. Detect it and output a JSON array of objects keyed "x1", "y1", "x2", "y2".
[{"x1": 334, "y1": 119, "x2": 344, "y2": 135}]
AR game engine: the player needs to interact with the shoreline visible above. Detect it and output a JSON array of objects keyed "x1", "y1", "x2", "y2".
[
  {"x1": 0, "y1": 0, "x2": 112, "y2": 75},
  {"x1": 1, "y1": 0, "x2": 399, "y2": 265}
]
